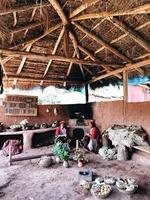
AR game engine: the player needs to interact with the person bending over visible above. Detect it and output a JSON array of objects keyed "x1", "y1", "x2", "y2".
[{"x1": 88, "y1": 120, "x2": 101, "y2": 153}]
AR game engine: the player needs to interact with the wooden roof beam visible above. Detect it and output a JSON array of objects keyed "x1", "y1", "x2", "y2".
[
  {"x1": 73, "y1": 22, "x2": 131, "y2": 63},
  {"x1": 89, "y1": 58, "x2": 150, "y2": 84},
  {"x1": 109, "y1": 17, "x2": 150, "y2": 52},
  {"x1": 69, "y1": 32, "x2": 84, "y2": 77},
  {"x1": 16, "y1": 45, "x2": 32, "y2": 74},
  {"x1": 72, "y1": 3, "x2": 150, "y2": 21},
  {"x1": 94, "y1": 21, "x2": 150, "y2": 56},
  {"x1": 70, "y1": 0, "x2": 101, "y2": 19},
  {"x1": 78, "y1": 45, "x2": 122, "y2": 79},
  {"x1": 12, "y1": 21, "x2": 44, "y2": 34},
  {"x1": 5, "y1": 76, "x2": 83, "y2": 85},
  {"x1": 0, "y1": 2, "x2": 50, "y2": 16},
  {"x1": 43, "y1": 27, "x2": 65, "y2": 77},
  {"x1": 48, "y1": 0, "x2": 69, "y2": 25},
  {"x1": 0, "y1": 48, "x2": 123, "y2": 67}
]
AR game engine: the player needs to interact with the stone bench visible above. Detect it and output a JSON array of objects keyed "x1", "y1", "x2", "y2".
[{"x1": 0, "y1": 128, "x2": 56, "y2": 151}]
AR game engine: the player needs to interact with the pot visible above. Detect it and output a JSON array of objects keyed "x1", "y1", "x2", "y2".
[
  {"x1": 63, "y1": 160, "x2": 69, "y2": 168},
  {"x1": 78, "y1": 160, "x2": 83, "y2": 167},
  {"x1": 56, "y1": 156, "x2": 61, "y2": 163}
]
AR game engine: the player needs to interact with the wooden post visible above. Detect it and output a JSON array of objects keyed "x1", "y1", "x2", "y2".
[
  {"x1": 123, "y1": 70, "x2": 128, "y2": 102},
  {"x1": 85, "y1": 84, "x2": 89, "y2": 103},
  {"x1": 8, "y1": 146, "x2": 12, "y2": 166}
]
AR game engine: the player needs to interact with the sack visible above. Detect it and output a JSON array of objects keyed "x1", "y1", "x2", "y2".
[{"x1": 2, "y1": 139, "x2": 23, "y2": 157}]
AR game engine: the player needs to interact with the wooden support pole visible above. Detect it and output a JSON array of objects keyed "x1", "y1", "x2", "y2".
[
  {"x1": 123, "y1": 70, "x2": 128, "y2": 102},
  {"x1": 9, "y1": 153, "x2": 54, "y2": 166},
  {"x1": 85, "y1": 84, "x2": 89, "y2": 103}
]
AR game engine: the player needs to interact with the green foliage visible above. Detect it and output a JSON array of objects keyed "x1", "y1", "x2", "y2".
[{"x1": 53, "y1": 142, "x2": 70, "y2": 161}]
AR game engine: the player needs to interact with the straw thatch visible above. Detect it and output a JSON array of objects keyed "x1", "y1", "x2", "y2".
[{"x1": 0, "y1": 0, "x2": 149, "y2": 89}]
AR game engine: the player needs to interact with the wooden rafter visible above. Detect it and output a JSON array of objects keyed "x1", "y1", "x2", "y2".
[
  {"x1": 109, "y1": 17, "x2": 150, "y2": 52},
  {"x1": 48, "y1": 0, "x2": 68, "y2": 25},
  {"x1": 89, "y1": 58, "x2": 150, "y2": 83},
  {"x1": 0, "y1": 57, "x2": 7, "y2": 79},
  {"x1": 17, "y1": 45, "x2": 32, "y2": 75},
  {"x1": 134, "y1": 52, "x2": 150, "y2": 61},
  {"x1": 0, "y1": 48, "x2": 123, "y2": 67},
  {"x1": 72, "y1": 3, "x2": 150, "y2": 21},
  {"x1": 5, "y1": 76, "x2": 83, "y2": 85},
  {"x1": 12, "y1": 21, "x2": 44, "y2": 34},
  {"x1": 78, "y1": 45, "x2": 122, "y2": 79},
  {"x1": 64, "y1": 25, "x2": 69, "y2": 57},
  {"x1": 69, "y1": 32, "x2": 84, "y2": 77},
  {"x1": 94, "y1": 21, "x2": 150, "y2": 56},
  {"x1": 66, "y1": 52, "x2": 75, "y2": 78},
  {"x1": 73, "y1": 22, "x2": 131, "y2": 62},
  {"x1": 43, "y1": 27, "x2": 65, "y2": 77},
  {"x1": 0, "y1": 2, "x2": 50, "y2": 16},
  {"x1": 70, "y1": 0, "x2": 101, "y2": 19}
]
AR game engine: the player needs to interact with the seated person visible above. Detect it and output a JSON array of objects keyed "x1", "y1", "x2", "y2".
[
  {"x1": 82, "y1": 120, "x2": 101, "y2": 152},
  {"x1": 55, "y1": 121, "x2": 69, "y2": 143}
]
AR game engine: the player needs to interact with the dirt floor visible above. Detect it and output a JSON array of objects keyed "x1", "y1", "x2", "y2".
[{"x1": 0, "y1": 146, "x2": 150, "y2": 200}]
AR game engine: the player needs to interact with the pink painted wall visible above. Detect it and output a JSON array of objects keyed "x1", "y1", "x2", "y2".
[
  {"x1": 93, "y1": 101, "x2": 150, "y2": 138},
  {"x1": 128, "y1": 86, "x2": 145, "y2": 102}
]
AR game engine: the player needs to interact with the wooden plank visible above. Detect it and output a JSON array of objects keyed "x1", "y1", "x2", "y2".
[
  {"x1": 73, "y1": 22, "x2": 131, "y2": 63},
  {"x1": 89, "y1": 58, "x2": 150, "y2": 83},
  {"x1": 72, "y1": 4, "x2": 150, "y2": 21},
  {"x1": 133, "y1": 146, "x2": 150, "y2": 154}
]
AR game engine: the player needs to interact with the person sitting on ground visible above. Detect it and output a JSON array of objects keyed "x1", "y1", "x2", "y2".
[
  {"x1": 87, "y1": 120, "x2": 101, "y2": 152},
  {"x1": 55, "y1": 121, "x2": 69, "y2": 143}
]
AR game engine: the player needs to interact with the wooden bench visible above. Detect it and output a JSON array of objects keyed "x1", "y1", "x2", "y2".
[
  {"x1": 0, "y1": 128, "x2": 56, "y2": 150},
  {"x1": 133, "y1": 145, "x2": 150, "y2": 154},
  {"x1": 132, "y1": 145, "x2": 150, "y2": 166}
]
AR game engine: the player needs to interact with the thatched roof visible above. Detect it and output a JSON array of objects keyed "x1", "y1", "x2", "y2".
[{"x1": 0, "y1": 0, "x2": 150, "y2": 89}]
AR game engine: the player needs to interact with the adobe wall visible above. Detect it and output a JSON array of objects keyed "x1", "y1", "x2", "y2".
[
  {"x1": 93, "y1": 101, "x2": 150, "y2": 137},
  {"x1": 0, "y1": 105, "x2": 69, "y2": 126}
]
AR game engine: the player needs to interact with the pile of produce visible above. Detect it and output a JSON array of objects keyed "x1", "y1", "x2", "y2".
[
  {"x1": 10, "y1": 124, "x2": 22, "y2": 131},
  {"x1": 98, "y1": 146, "x2": 117, "y2": 160},
  {"x1": 116, "y1": 178, "x2": 138, "y2": 194},
  {"x1": 73, "y1": 149, "x2": 88, "y2": 163},
  {"x1": 91, "y1": 183, "x2": 112, "y2": 198},
  {"x1": 79, "y1": 175, "x2": 138, "y2": 198}
]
